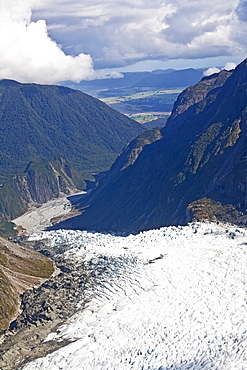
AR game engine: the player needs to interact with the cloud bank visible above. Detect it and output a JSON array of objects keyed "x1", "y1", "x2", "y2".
[
  {"x1": 0, "y1": 0, "x2": 95, "y2": 84},
  {"x1": 33, "y1": 0, "x2": 246, "y2": 71},
  {"x1": 1, "y1": 0, "x2": 246, "y2": 84}
]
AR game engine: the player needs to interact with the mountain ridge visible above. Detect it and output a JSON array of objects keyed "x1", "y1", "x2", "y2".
[
  {"x1": 55, "y1": 60, "x2": 247, "y2": 232},
  {"x1": 68, "y1": 68, "x2": 204, "y2": 93},
  {"x1": 0, "y1": 79, "x2": 143, "y2": 229}
]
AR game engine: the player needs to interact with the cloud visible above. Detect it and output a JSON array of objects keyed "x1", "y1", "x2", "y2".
[
  {"x1": 236, "y1": 0, "x2": 247, "y2": 21},
  {"x1": 223, "y1": 62, "x2": 237, "y2": 70},
  {"x1": 0, "y1": 0, "x2": 96, "y2": 84},
  {"x1": 103, "y1": 72, "x2": 124, "y2": 79},
  {"x1": 203, "y1": 67, "x2": 221, "y2": 76},
  {"x1": 203, "y1": 62, "x2": 237, "y2": 76},
  {"x1": 2, "y1": 0, "x2": 246, "y2": 83},
  {"x1": 32, "y1": 0, "x2": 245, "y2": 71}
]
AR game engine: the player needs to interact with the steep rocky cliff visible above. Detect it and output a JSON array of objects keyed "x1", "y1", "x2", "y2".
[
  {"x1": 0, "y1": 158, "x2": 78, "y2": 222},
  {"x1": 57, "y1": 59, "x2": 247, "y2": 232}
]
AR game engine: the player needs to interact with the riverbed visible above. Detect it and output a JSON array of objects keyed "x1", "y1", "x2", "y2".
[{"x1": 12, "y1": 192, "x2": 86, "y2": 234}]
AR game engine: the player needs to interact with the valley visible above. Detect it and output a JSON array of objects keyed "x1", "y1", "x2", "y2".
[
  {"x1": 65, "y1": 68, "x2": 204, "y2": 127},
  {"x1": 0, "y1": 68, "x2": 204, "y2": 236},
  {"x1": 0, "y1": 80, "x2": 143, "y2": 235},
  {"x1": 12, "y1": 192, "x2": 86, "y2": 235},
  {"x1": 1, "y1": 0, "x2": 247, "y2": 369},
  {"x1": 99, "y1": 88, "x2": 179, "y2": 128},
  {"x1": 0, "y1": 222, "x2": 246, "y2": 369},
  {"x1": 98, "y1": 88, "x2": 181, "y2": 123},
  {"x1": 1, "y1": 62, "x2": 247, "y2": 370},
  {"x1": 60, "y1": 63, "x2": 247, "y2": 233}
]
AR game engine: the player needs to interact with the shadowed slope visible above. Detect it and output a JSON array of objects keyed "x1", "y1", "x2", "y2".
[{"x1": 55, "y1": 60, "x2": 247, "y2": 232}]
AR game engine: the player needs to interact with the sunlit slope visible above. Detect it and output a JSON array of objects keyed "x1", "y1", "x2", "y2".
[
  {"x1": 0, "y1": 79, "x2": 143, "y2": 223},
  {"x1": 0, "y1": 237, "x2": 54, "y2": 331}
]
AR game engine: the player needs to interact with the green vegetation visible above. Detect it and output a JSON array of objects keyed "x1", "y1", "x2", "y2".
[
  {"x1": 128, "y1": 112, "x2": 169, "y2": 124},
  {"x1": 0, "y1": 80, "x2": 143, "y2": 225},
  {"x1": 0, "y1": 220, "x2": 17, "y2": 239},
  {"x1": 0, "y1": 244, "x2": 54, "y2": 279},
  {"x1": 61, "y1": 62, "x2": 247, "y2": 232},
  {"x1": 183, "y1": 122, "x2": 223, "y2": 177},
  {"x1": 122, "y1": 128, "x2": 163, "y2": 170},
  {"x1": 0, "y1": 81, "x2": 142, "y2": 180},
  {"x1": 0, "y1": 268, "x2": 18, "y2": 331},
  {"x1": 188, "y1": 198, "x2": 243, "y2": 224},
  {"x1": 0, "y1": 176, "x2": 26, "y2": 220},
  {"x1": 101, "y1": 89, "x2": 182, "y2": 104},
  {"x1": 100, "y1": 88, "x2": 182, "y2": 115}
]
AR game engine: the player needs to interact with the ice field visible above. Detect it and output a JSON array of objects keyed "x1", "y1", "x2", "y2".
[{"x1": 23, "y1": 222, "x2": 247, "y2": 370}]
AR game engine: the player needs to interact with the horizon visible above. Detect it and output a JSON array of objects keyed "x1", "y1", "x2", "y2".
[{"x1": 0, "y1": 0, "x2": 246, "y2": 84}]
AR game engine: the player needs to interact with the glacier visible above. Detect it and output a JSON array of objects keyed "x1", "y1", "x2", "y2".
[{"x1": 21, "y1": 222, "x2": 247, "y2": 370}]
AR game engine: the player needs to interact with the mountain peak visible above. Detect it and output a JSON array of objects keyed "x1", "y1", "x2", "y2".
[{"x1": 0, "y1": 79, "x2": 21, "y2": 87}]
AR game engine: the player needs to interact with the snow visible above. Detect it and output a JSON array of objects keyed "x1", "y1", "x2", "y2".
[{"x1": 23, "y1": 222, "x2": 247, "y2": 369}]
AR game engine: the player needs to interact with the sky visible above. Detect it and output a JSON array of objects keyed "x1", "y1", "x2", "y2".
[{"x1": 0, "y1": 0, "x2": 247, "y2": 84}]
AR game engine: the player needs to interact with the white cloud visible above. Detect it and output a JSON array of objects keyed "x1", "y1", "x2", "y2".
[
  {"x1": 2, "y1": 0, "x2": 246, "y2": 83},
  {"x1": 103, "y1": 71, "x2": 124, "y2": 79},
  {"x1": 203, "y1": 61, "x2": 237, "y2": 76},
  {"x1": 31, "y1": 0, "x2": 245, "y2": 71},
  {"x1": 0, "y1": 0, "x2": 96, "y2": 84},
  {"x1": 203, "y1": 67, "x2": 221, "y2": 76},
  {"x1": 223, "y1": 62, "x2": 237, "y2": 70}
]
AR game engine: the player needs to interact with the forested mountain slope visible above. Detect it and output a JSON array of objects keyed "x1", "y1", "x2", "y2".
[{"x1": 0, "y1": 79, "x2": 143, "y2": 225}]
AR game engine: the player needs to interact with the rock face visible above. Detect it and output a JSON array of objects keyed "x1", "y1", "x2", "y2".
[
  {"x1": 0, "y1": 236, "x2": 116, "y2": 369},
  {"x1": 0, "y1": 237, "x2": 54, "y2": 331},
  {"x1": 0, "y1": 79, "x2": 143, "y2": 225},
  {"x1": 0, "y1": 158, "x2": 78, "y2": 221},
  {"x1": 57, "y1": 59, "x2": 247, "y2": 232}
]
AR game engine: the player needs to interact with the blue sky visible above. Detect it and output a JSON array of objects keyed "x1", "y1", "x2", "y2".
[{"x1": 0, "y1": 0, "x2": 246, "y2": 83}]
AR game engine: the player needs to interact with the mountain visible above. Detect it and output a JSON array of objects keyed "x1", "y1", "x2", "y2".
[
  {"x1": 0, "y1": 236, "x2": 54, "y2": 331},
  {"x1": 0, "y1": 79, "x2": 143, "y2": 227},
  {"x1": 56, "y1": 59, "x2": 247, "y2": 232},
  {"x1": 64, "y1": 69, "x2": 204, "y2": 120},
  {"x1": 67, "y1": 68, "x2": 204, "y2": 94}
]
